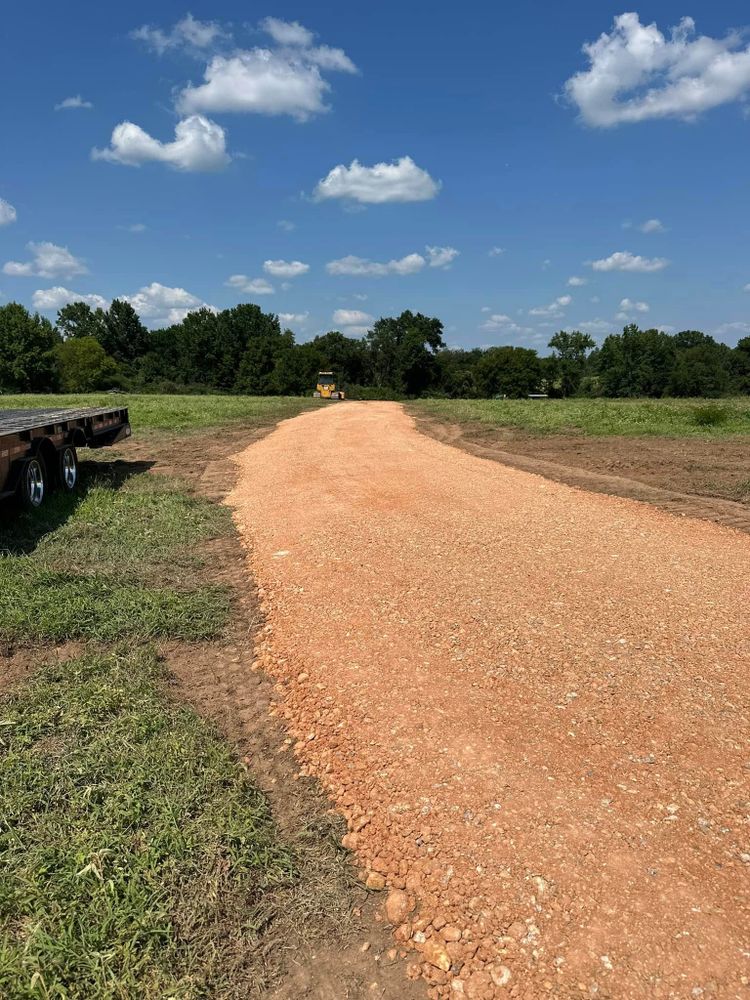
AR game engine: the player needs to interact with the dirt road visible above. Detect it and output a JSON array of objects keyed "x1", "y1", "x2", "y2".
[{"x1": 227, "y1": 402, "x2": 750, "y2": 1000}]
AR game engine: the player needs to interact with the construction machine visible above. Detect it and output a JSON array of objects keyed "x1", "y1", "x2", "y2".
[{"x1": 314, "y1": 371, "x2": 345, "y2": 400}]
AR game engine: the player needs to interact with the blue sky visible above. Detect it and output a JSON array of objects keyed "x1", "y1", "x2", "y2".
[{"x1": 2, "y1": 2, "x2": 750, "y2": 348}]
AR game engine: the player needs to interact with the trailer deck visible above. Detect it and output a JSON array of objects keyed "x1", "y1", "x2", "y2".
[{"x1": 0, "y1": 405, "x2": 131, "y2": 506}]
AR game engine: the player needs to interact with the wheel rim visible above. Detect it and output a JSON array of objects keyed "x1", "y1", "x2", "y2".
[
  {"x1": 26, "y1": 461, "x2": 44, "y2": 507},
  {"x1": 62, "y1": 449, "x2": 77, "y2": 489}
]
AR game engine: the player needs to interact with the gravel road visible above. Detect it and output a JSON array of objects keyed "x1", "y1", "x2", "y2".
[{"x1": 227, "y1": 402, "x2": 749, "y2": 1000}]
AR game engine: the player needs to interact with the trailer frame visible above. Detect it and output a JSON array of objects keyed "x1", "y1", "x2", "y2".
[{"x1": 0, "y1": 406, "x2": 131, "y2": 506}]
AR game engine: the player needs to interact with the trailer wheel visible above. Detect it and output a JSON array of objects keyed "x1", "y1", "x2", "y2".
[
  {"x1": 57, "y1": 446, "x2": 78, "y2": 493},
  {"x1": 18, "y1": 457, "x2": 47, "y2": 509}
]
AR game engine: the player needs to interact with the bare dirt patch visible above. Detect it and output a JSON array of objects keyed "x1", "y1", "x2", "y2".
[
  {"x1": 414, "y1": 416, "x2": 750, "y2": 534},
  {"x1": 228, "y1": 401, "x2": 750, "y2": 1000}
]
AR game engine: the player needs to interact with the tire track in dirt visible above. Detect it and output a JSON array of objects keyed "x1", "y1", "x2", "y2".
[{"x1": 227, "y1": 401, "x2": 750, "y2": 1000}]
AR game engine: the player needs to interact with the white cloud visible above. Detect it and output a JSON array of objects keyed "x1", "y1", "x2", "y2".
[
  {"x1": 326, "y1": 253, "x2": 425, "y2": 277},
  {"x1": 263, "y1": 259, "x2": 309, "y2": 278},
  {"x1": 178, "y1": 20, "x2": 355, "y2": 120},
  {"x1": 639, "y1": 218, "x2": 665, "y2": 233},
  {"x1": 744, "y1": 283, "x2": 750, "y2": 292},
  {"x1": 277, "y1": 219, "x2": 296, "y2": 231},
  {"x1": 0, "y1": 198, "x2": 16, "y2": 226},
  {"x1": 488, "y1": 246, "x2": 506, "y2": 257},
  {"x1": 3, "y1": 241, "x2": 87, "y2": 279},
  {"x1": 480, "y1": 313, "x2": 529, "y2": 335},
  {"x1": 260, "y1": 17, "x2": 314, "y2": 48},
  {"x1": 333, "y1": 308, "x2": 373, "y2": 326},
  {"x1": 715, "y1": 321, "x2": 750, "y2": 336},
  {"x1": 426, "y1": 245, "x2": 459, "y2": 269},
  {"x1": 577, "y1": 318, "x2": 615, "y2": 335},
  {"x1": 32, "y1": 287, "x2": 109, "y2": 311},
  {"x1": 55, "y1": 95, "x2": 93, "y2": 111},
  {"x1": 93, "y1": 115, "x2": 230, "y2": 172},
  {"x1": 124, "y1": 282, "x2": 203, "y2": 318},
  {"x1": 278, "y1": 311, "x2": 309, "y2": 326},
  {"x1": 131, "y1": 14, "x2": 228, "y2": 55},
  {"x1": 567, "y1": 275, "x2": 587, "y2": 286},
  {"x1": 314, "y1": 156, "x2": 440, "y2": 204},
  {"x1": 590, "y1": 251, "x2": 669, "y2": 272},
  {"x1": 126, "y1": 223, "x2": 147, "y2": 233},
  {"x1": 619, "y1": 297, "x2": 650, "y2": 313},
  {"x1": 225, "y1": 274, "x2": 274, "y2": 295},
  {"x1": 529, "y1": 294, "x2": 572, "y2": 318},
  {"x1": 565, "y1": 13, "x2": 750, "y2": 127}
]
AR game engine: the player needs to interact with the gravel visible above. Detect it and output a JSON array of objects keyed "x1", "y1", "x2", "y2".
[{"x1": 227, "y1": 402, "x2": 750, "y2": 1000}]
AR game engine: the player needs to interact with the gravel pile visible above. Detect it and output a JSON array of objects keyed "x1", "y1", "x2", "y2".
[{"x1": 227, "y1": 402, "x2": 750, "y2": 1000}]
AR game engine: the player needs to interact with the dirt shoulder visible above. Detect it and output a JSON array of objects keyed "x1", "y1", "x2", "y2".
[
  {"x1": 1, "y1": 418, "x2": 424, "y2": 1000},
  {"x1": 413, "y1": 413, "x2": 750, "y2": 534}
]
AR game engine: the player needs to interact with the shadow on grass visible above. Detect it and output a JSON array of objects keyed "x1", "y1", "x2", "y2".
[{"x1": 0, "y1": 458, "x2": 154, "y2": 556}]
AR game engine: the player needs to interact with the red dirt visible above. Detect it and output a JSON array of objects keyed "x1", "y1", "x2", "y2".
[
  {"x1": 415, "y1": 417, "x2": 750, "y2": 535},
  {"x1": 227, "y1": 401, "x2": 750, "y2": 1000}
]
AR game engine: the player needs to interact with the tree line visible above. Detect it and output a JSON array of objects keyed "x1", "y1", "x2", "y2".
[{"x1": 1, "y1": 298, "x2": 749, "y2": 398}]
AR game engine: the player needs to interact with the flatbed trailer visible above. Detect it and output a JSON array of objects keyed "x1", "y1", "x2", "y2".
[{"x1": 0, "y1": 406, "x2": 131, "y2": 509}]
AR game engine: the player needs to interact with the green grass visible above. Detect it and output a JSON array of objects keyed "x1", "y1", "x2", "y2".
[
  {"x1": 0, "y1": 394, "x2": 319, "y2": 434},
  {"x1": 0, "y1": 648, "x2": 295, "y2": 999},
  {"x1": 0, "y1": 471, "x2": 231, "y2": 643},
  {"x1": 412, "y1": 396, "x2": 750, "y2": 436}
]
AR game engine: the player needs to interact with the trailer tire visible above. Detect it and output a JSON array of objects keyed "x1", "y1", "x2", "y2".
[
  {"x1": 18, "y1": 457, "x2": 47, "y2": 510},
  {"x1": 57, "y1": 446, "x2": 78, "y2": 493}
]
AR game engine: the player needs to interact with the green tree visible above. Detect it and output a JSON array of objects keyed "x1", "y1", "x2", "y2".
[
  {"x1": 100, "y1": 299, "x2": 149, "y2": 365},
  {"x1": 669, "y1": 333, "x2": 732, "y2": 396},
  {"x1": 548, "y1": 330, "x2": 596, "y2": 396},
  {"x1": 0, "y1": 302, "x2": 60, "y2": 392},
  {"x1": 57, "y1": 301, "x2": 108, "y2": 341},
  {"x1": 55, "y1": 337, "x2": 120, "y2": 391},
  {"x1": 475, "y1": 346, "x2": 541, "y2": 398},
  {"x1": 596, "y1": 325, "x2": 676, "y2": 397},
  {"x1": 366, "y1": 311, "x2": 444, "y2": 395},
  {"x1": 730, "y1": 336, "x2": 750, "y2": 393}
]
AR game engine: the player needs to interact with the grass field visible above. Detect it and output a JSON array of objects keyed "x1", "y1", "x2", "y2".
[
  {"x1": 0, "y1": 393, "x2": 319, "y2": 433},
  {"x1": 412, "y1": 396, "x2": 750, "y2": 436},
  {"x1": 0, "y1": 398, "x2": 351, "y2": 998}
]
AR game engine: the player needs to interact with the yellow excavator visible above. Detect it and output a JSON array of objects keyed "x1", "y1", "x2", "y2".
[{"x1": 313, "y1": 371, "x2": 345, "y2": 400}]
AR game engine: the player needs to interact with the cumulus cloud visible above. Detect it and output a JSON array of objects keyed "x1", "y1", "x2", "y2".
[
  {"x1": 131, "y1": 14, "x2": 229, "y2": 55},
  {"x1": 426, "y1": 246, "x2": 459, "y2": 269},
  {"x1": 178, "y1": 19, "x2": 355, "y2": 120},
  {"x1": 314, "y1": 156, "x2": 440, "y2": 204},
  {"x1": 123, "y1": 282, "x2": 211, "y2": 323},
  {"x1": 488, "y1": 246, "x2": 506, "y2": 257},
  {"x1": 744, "y1": 283, "x2": 750, "y2": 292},
  {"x1": 639, "y1": 218, "x2": 666, "y2": 233},
  {"x1": 0, "y1": 198, "x2": 16, "y2": 226},
  {"x1": 333, "y1": 308, "x2": 373, "y2": 326},
  {"x1": 619, "y1": 297, "x2": 650, "y2": 313},
  {"x1": 93, "y1": 114, "x2": 230, "y2": 171},
  {"x1": 278, "y1": 311, "x2": 309, "y2": 325},
  {"x1": 480, "y1": 313, "x2": 529, "y2": 335},
  {"x1": 576, "y1": 318, "x2": 615, "y2": 336},
  {"x1": 260, "y1": 17, "x2": 314, "y2": 47},
  {"x1": 590, "y1": 251, "x2": 669, "y2": 272},
  {"x1": 567, "y1": 275, "x2": 587, "y2": 286},
  {"x1": 3, "y1": 241, "x2": 87, "y2": 279},
  {"x1": 263, "y1": 259, "x2": 309, "y2": 278},
  {"x1": 225, "y1": 274, "x2": 274, "y2": 295},
  {"x1": 715, "y1": 321, "x2": 750, "y2": 337},
  {"x1": 529, "y1": 294, "x2": 572, "y2": 318},
  {"x1": 326, "y1": 253, "x2": 425, "y2": 277},
  {"x1": 32, "y1": 287, "x2": 109, "y2": 311},
  {"x1": 565, "y1": 13, "x2": 750, "y2": 127},
  {"x1": 277, "y1": 219, "x2": 296, "y2": 231},
  {"x1": 55, "y1": 95, "x2": 93, "y2": 111}
]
